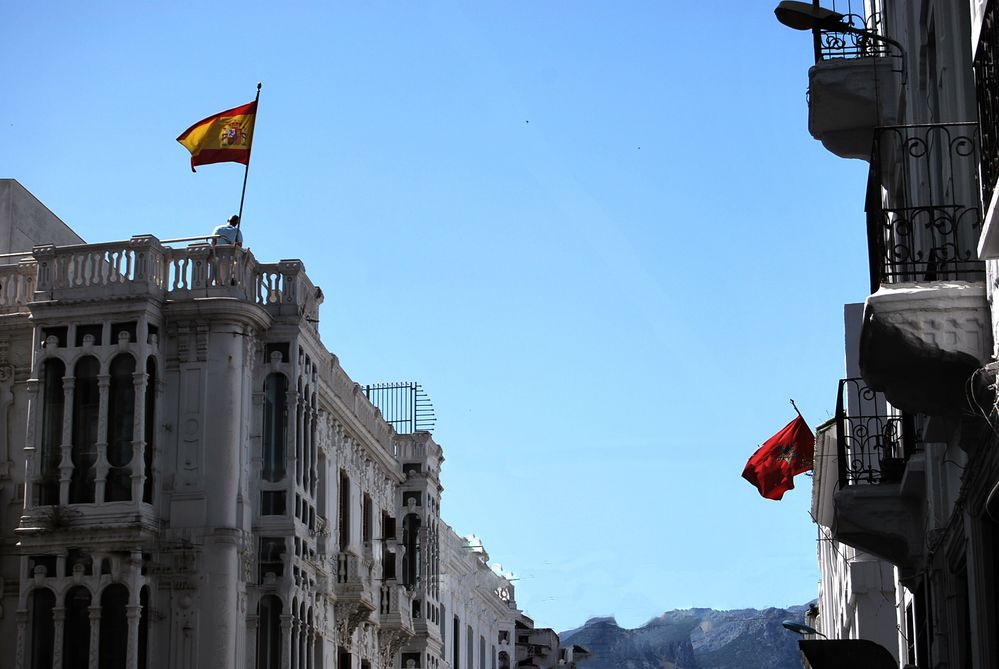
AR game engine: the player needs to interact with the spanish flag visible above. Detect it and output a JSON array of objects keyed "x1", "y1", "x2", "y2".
[{"x1": 176, "y1": 100, "x2": 257, "y2": 172}]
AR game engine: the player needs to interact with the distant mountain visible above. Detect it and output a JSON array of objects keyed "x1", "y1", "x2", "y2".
[{"x1": 560, "y1": 604, "x2": 811, "y2": 669}]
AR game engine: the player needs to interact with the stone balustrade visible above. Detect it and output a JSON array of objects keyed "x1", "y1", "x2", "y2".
[{"x1": 0, "y1": 236, "x2": 318, "y2": 328}]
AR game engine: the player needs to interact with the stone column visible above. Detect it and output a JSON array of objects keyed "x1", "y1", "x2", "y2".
[
  {"x1": 93, "y1": 374, "x2": 110, "y2": 503},
  {"x1": 246, "y1": 614, "x2": 259, "y2": 669},
  {"x1": 15, "y1": 609, "x2": 27, "y2": 669},
  {"x1": 52, "y1": 606, "x2": 66, "y2": 669},
  {"x1": 303, "y1": 403, "x2": 311, "y2": 495},
  {"x1": 291, "y1": 618, "x2": 300, "y2": 669},
  {"x1": 285, "y1": 385, "x2": 299, "y2": 486},
  {"x1": 130, "y1": 370, "x2": 148, "y2": 503},
  {"x1": 88, "y1": 606, "x2": 101, "y2": 669},
  {"x1": 58, "y1": 377, "x2": 74, "y2": 505},
  {"x1": 296, "y1": 392, "x2": 305, "y2": 486},
  {"x1": 21, "y1": 379, "x2": 38, "y2": 508},
  {"x1": 310, "y1": 407, "x2": 319, "y2": 497},
  {"x1": 126, "y1": 604, "x2": 142, "y2": 668},
  {"x1": 280, "y1": 614, "x2": 293, "y2": 669},
  {"x1": 306, "y1": 629, "x2": 315, "y2": 669}
]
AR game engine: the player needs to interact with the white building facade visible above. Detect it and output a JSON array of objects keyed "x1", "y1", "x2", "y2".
[
  {"x1": 781, "y1": 0, "x2": 999, "y2": 667},
  {"x1": 0, "y1": 181, "x2": 575, "y2": 669}
]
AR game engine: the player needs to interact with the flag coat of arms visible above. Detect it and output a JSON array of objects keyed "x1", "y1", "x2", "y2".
[
  {"x1": 176, "y1": 100, "x2": 257, "y2": 172},
  {"x1": 742, "y1": 415, "x2": 815, "y2": 500}
]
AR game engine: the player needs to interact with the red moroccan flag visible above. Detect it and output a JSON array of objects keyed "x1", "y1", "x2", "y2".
[{"x1": 742, "y1": 415, "x2": 815, "y2": 500}]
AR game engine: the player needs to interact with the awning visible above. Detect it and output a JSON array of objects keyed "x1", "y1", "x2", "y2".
[{"x1": 799, "y1": 639, "x2": 897, "y2": 668}]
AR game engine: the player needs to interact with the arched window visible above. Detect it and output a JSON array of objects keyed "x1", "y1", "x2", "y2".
[
  {"x1": 143, "y1": 357, "x2": 156, "y2": 504},
  {"x1": 262, "y1": 374, "x2": 288, "y2": 482},
  {"x1": 402, "y1": 513, "x2": 422, "y2": 588},
  {"x1": 106, "y1": 355, "x2": 136, "y2": 502},
  {"x1": 256, "y1": 595, "x2": 282, "y2": 669},
  {"x1": 64, "y1": 586, "x2": 92, "y2": 664},
  {"x1": 29, "y1": 588, "x2": 55, "y2": 669},
  {"x1": 70, "y1": 356, "x2": 99, "y2": 503},
  {"x1": 480, "y1": 635, "x2": 485, "y2": 669},
  {"x1": 99, "y1": 584, "x2": 128, "y2": 669},
  {"x1": 498, "y1": 652, "x2": 510, "y2": 669},
  {"x1": 39, "y1": 359, "x2": 65, "y2": 506}
]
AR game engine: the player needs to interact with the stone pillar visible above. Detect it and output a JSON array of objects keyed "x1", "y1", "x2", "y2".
[
  {"x1": 296, "y1": 392, "x2": 305, "y2": 486},
  {"x1": 88, "y1": 606, "x2": 101, "y2": 669},
  {"x1": 306, "y1": 629, "x2": 315, "y2": 669},
  {"x1": 285, "y1": 385, "x2": 299, "y2": 486},
  {"x1": 126, "y1": 604, "x2": 142, "y2": 668},
  {"x1": 15, "y1": 609, "x2": 28, "y2": 669},
  {"x1": 58, "y1": 377, "x2": 74, "y2": 505},
  {"x1": 310, "y1": 407, "x2": 319, "y2": 496},
  {"x1": 291, "y1": 618, "x2": 300, "y2": 669},
  {"x1": 303, "y1": 404, "x2": 311, "y2": 494},
  {"x1": 52, "y1": 606, "x2": 66, "y2": 669},
  {"x1": 93, "y1": 374, "x2": 110, "y2": 504},
  {"x1": 281, "y1": 614, "x2": 293, "y2": 669},
  {"x1": 130, "y1": 370, "x2": 148, "y2": 503},
  {"x1": 246, "y1": 614, "x2": 259, "y2": 669},
  {"x1": 22, "y1": 379, "x2": 39, "y2": 508}
]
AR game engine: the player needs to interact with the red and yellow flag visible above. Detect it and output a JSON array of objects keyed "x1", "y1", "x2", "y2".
[{"x1": 176, "y1": 100, "x2": 257, "y2": 172}]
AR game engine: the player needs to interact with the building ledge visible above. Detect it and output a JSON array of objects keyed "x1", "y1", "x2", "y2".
[
  {"x1": 833, "y1": 484, "x2": 923, "y2": 569},
  {"x1": 808, "y1": 57, "x2": 900, "y2": 160},
  {"x1": 859, "y1": 281, "x2": 990, "y2": 414}
]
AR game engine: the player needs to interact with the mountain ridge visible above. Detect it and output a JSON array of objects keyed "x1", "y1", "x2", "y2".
[{"x1": 560, "y1": 603, "x2": 812, "y2": 669}]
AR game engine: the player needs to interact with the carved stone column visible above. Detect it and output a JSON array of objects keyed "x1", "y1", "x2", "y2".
[
  {"x1": 15, "y1": 609, "x2": 28, "y2": 669},
  {"x1": 88, "y1": 606, "x2": 101, "y2": 669},
  {"x1": 58, "y1": 377, "x2": 74, "y2": 506},
  {"x1": 93, "y1": 374, "x2": 110, "y2": 503},
  {"x1": 130, "y1": 370, "x2": 148, "y2": 503},
  {"x1": 126, "y1": 604, "x2": 142, "y2": 668},
  {"x1": 280, "y1": 614, "x2": 293, "y2": 669},
  {"x1": 52, "y1": 606, "x2": 66, "y2": 669}
]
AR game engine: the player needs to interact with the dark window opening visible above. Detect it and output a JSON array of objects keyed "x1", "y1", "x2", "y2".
[
  {"x1": 143, "y1": 357, "x2": 156, "y2": 504},
  {"x1": 338, "y1": 648, "x2": 351, "y2": 669},
  {"x1": 402, "y1": 652, "x2": 421, "y2": 668},
  {"x1": 146, "y1": 324, "x2": 159, "y2": 345},
  {"x1": 257, "y1": 595, "x2": 282, "y2": 669},
  {"x1": 64, "y1": 549, "x2": 93, "y2": 576},
  {"x1": 265, "y1": 342, "x2": 289, "y2": 363},
  {"x1": 64, "y1": 587, "x2": 91, "y2": 665},
  {"x1": 75, "y1": 323, "x2": 103, "y2": 347},
  {"x1": 402, "y1": 513, "x2": 422, "y2": 588},
  {"x1": 259, "y1": 538, "x2": 285, "y2": 583},
  {"x1": 403, "y1": 491, "x2": 422, "y2": 507},
  {"x1": 29, "y1": 555, "x2": 57, "y2": 577},
  {"x1": 29, "y1": 588, "x2": 55, "y2": 669},
  {"x1": 42, "y1": 326, "x2": 67, "y2": 348},
  {"x1": 138, "y1": 587, "x2": 149, "y2": 669},
  {"x1": 262, "y1": 374, "x2": 288, "y2": 482},
  {"x1": 70, "y1": 356, "x2": 99, "y2": 504},
  {"x1": 403, "y1": 463, "x2": 423, "y2": 476},
  {"x1": 261, "y1": 491, "x2": 287, "y2": 515},
  {"x1": 106, "y1": 354, "x2": 136, "y2": 502},
  {"x1": 39, "y1": 358, "x2": 65, "y2": 506},
  {"x1": 110, "y1": 322, "x2": 137, "y2": 345},
  {"x1": 362, "y1": 494, "x2": 372, "y2": 543},
  {"x1": 453, "y1": 617, "x2": 460, "y2": 669},
  {"x1": 382, "y1": 512, "x2": 396, "y2": 540},
  {"x1": 339, "y1": 471, "x2": 351, "y2": 548},
  {"x1": 98, "y1": 583, "x2": 128, "y2": 669}
]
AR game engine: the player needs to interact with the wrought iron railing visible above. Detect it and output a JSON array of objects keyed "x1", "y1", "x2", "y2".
[
  {"x1": 811, "y1": 0, "x2": 889, "y2": 61},
  {"x1": 975, "y1": 0, "x2": 999, "y2": 209},
  {"x1": 363, "y1": 382, "x2": 436, "y2": 434},
  {"x1": 835, "y1": 378, "x2": 919, "y2": 488},
  {"x1": 866, "y1": 123, "x2": 984, "y2": 291}
]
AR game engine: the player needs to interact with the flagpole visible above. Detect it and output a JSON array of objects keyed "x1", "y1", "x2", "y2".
[
  {"x1": 236, "y1": 82, "x2": 261, "y2": 229},
  {"x1": 790, "y1": 398, "x2": 805, "y2": 421}
]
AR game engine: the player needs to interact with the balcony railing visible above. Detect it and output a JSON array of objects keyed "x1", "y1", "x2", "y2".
[
  {"x1": 866, "y1": 123, "x2": 984, "y2": 291},
  {"x1": 835, "y1": 378, "x2": 920, "y2": 488},
  {"x1": 0, "y1": 236, "x2": 321, "y2": 329},
  {"x1": 975, "y1": 0, "x2": 999, "y2": 208},
  {"x1": 810, "y1": 0, "x2": 890, "y2": 61}
]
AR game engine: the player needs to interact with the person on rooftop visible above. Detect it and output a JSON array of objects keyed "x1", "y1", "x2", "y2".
[{"x1": 212, "y1": 214, "x2": 243, "y2": 247}]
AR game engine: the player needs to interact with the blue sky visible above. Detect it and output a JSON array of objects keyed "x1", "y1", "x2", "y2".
[{"x1": 3, "y1": 2, "x2": 872, "y2": 631}]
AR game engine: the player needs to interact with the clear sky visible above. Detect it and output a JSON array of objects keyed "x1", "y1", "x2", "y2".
[{"x1": 3, "y1": 1, "x2": 873, "y2": 632}]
